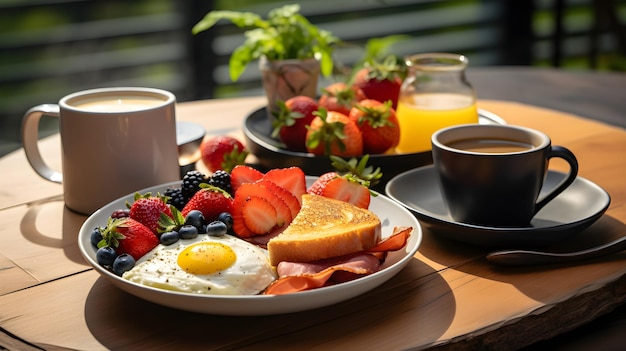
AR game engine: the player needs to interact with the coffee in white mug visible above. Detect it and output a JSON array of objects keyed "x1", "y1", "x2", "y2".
[
  {"x1": 22, "y1": 87, "x2": 180, "y2": 215},
  {"x1": 70, "y1": 95, "x2": 166, "y2": 113}
]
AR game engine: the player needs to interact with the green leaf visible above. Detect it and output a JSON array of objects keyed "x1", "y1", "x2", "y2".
[
  {"x1": 229, "y1": 45, "x2": 254, "y2": 81},
  {"x1": 364, "y1": 35, "x2": 410, "y2": 62},
  {"x1": 192, "y1": 10, "x2": 265, "y2": 34},
  {"x1": 193, "y1": 4, "x2": 339, "y2": 81}
]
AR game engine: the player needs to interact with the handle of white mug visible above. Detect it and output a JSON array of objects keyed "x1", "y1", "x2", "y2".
[
  {"x1": 534, "y1": 145, "x2": 579, "y2": 214},
  {"x1": 21, "y1": 104, "x2": 63, "y2": 183}
]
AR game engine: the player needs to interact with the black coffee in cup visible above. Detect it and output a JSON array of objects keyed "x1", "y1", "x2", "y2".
[
  {"x1": 447, "y1": 138, "x2": 533, "y2": 153},
  {"x1": 431, "y1": 124, "x2": 578, "y2": 227}
]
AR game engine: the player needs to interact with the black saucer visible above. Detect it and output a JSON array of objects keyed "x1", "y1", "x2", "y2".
[{"x1": 385, "y1": 165, "x2": 611, "y2": 248}]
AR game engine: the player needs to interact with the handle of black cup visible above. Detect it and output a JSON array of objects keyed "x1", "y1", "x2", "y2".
[
  {"x1": 534, "y1": 145, "x2": 579, "y2": 214},
  {"x1": 21, "y1": 104, "x2": 63, "y2": 184}
]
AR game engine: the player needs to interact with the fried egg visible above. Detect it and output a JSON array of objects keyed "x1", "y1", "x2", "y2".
[{"x1": 122, "y1": 234, "x2": 277, "y2": 295}]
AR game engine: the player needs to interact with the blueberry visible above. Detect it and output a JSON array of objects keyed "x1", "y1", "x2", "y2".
[
  {"x1": 179, "y1": 225, "x2": 199, "y2": 239},
  {"x1": 217, "y1": 212, "x2": 234, "y2": 230},
  {"x1": 96, "y1": 246, "x2": 117, "y2": 266},
  {"x1": 206, "y1": 221, "x2": 227, "y2": 237},
  {"x1": 112, "y1": 253, "x2": 135, "y2": 276},
  {"x1": 184, "y1": 210, "x2": 206, "y2": 233},
  {"x1": 90, "y1": 227, "x2": 103, "y2": 247},
  {"x1": 160, "y1": 231, "x2": 180, "y2": 245}
]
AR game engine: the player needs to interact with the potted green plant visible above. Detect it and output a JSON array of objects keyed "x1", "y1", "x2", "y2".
[{"x1": 192, "y1": 4, "x2": 339, "y2": 113}]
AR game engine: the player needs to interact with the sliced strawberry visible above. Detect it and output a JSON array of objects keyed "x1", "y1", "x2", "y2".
[
  {"x1": 237, "y1": 182, "x2": 292, "y2": 227},
  {"x1": 230, "y1": 165, "x2": 264, "y2": 193},
  {"x1": 232, "y1": 198, "x2": 255, "y2": 238},
  {"x1": 263, "y1": 167, "x2": 306, "y2": 202},
  {"x1": 257, "y1": 179, "x2": 301, "y2": 220},
  {"x1": 307, "y1": 172, "x2": 338, "y2": 196},
  {"x1": 242, "y1": 196, "x2": 278, "y2": 236},
  {"x1": 321, "y1": 177, "x2": 371, "y2": 209}
]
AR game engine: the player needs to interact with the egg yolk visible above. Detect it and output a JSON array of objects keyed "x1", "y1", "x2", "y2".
[{"x1": 177, "y1": 242, "x2": 236, "y2": 275}]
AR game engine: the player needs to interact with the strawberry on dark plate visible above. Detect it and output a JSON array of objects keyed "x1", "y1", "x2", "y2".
[
  {"x1": 353, "y1": 66, "x2": 403, "y2": 109},
  {"x1": 349, "y1": 99, "x2": 400, "y2": 154},
  {"x1": 352, "y1": 37, "x2": 408, "y2": 108},
  {"x1": 272, "y1": 96, "x2": 319, "y2": 152},
  {"x1": 318, "y1": 82, "x2": 366, "y2": 116},
  {"x1": 305, "y1": 109, "x2": 363, "y2": 157}
]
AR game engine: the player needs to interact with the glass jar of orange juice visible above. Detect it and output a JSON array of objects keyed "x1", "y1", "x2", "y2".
[{"x1": 395, "y1": 53, "x2": 478, "y2": 154}]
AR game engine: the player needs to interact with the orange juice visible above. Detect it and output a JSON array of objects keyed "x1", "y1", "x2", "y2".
[{"x1": 395, "y1": 93, "x2": 478, "y2": 153}]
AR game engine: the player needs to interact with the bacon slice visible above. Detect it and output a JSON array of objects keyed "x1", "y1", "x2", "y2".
[{"x1": 263, "y1": 226, "x2": 412, "y2": 295}]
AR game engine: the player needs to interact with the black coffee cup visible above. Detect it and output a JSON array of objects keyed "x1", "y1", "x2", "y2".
[{"x1": 431, "y1": 124, "x2": 578, "y2": 227}]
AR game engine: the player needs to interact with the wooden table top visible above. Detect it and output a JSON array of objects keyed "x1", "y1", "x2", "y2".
[{"x1": 1, "y1": 85, "x2": 626, "y2": 349}]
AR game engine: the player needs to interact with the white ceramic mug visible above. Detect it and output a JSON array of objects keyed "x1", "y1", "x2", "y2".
[{"x1": 22, "y1": 87, "x2": 180, "y2": 215}]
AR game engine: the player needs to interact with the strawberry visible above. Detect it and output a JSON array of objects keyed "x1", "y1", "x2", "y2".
[
  {"x1": 262, "y1": 167, "x2": 307, "y2": 202},
  {"x1": 237, "y1": 182, "x2": 292, "y2": 227},
  {"x1": 353, "y1": 65, "x2": 403, "y2": 109},
  {"x1": 231, "y1": 167, "x2": 308, "y2": 238},
  {"x1": 305, "y1": 109, "x2": 363, "y2": 157},
  {"x1": 232, "y1": 189, "x2": 279, "y2": 238},
  {"x1": 318, "y1": 82, "x2": 366, "y2": 116},
  {"x1": 257, "y1": 179, "x2": 301, "y2": 219},
  {"x1": 352, "y1": 37, "x2": 408, "y2": 109},
  {"x1": 200, "y1": 135, "x2": 249, "y2": 173},
  {"x1": 308, "y1": 156, "x2": 382, "y2": 209},
  {"x1": 241, "y1": 196, "x2": 278, "y2": 236},
  {"x1": 307, "y1": 171, "x2": 338, "y2": 195},
  {"x1": 101, "y1": 217, "x2": 159, "y2": 261},
  {"x1": 348, "y1": 99, "x2": 400, "y2": 154},
  {"x1": 127, "y1": 192, "x2": 173, "y2": 234},
  {"x1": 321, "y1": 177, "x2": 372, "y2": 209},
  {"x1": 181, "y1": 185, "x2": 233, "y2": 222},
  {"x1": 271, "y1": 96, "x2": 319, "y2": 152},
  {"x1": 230, "y1": 165, "x2": 264, "y2": 193}
]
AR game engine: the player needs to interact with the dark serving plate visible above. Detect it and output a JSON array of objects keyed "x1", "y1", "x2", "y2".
[{"x1": 243, "y1": 106, "x2": 506, "y2": 190}]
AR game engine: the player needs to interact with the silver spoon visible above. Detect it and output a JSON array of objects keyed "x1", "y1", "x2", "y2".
[{"x1": 486, "y1": 236, "x2": 626, "y2": 266}]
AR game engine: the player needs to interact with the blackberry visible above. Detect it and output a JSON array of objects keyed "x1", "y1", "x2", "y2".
[
  {"x1": 164, "y1": 187, "x2": 186, "y2": 210},
  {"x1": 182, "y1": 170, "x2": 207, "y2": 200},
  {"x1": 209, "y1": 170, "x2": 232, "y2": 194},
  {"x1": 110, "y1": 209, "x2": 130, "y2": 219}
]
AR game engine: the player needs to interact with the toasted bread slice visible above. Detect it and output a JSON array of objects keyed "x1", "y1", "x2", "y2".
[{"x1": 267, "y1": 194, "x2": 381, "y2": 266}]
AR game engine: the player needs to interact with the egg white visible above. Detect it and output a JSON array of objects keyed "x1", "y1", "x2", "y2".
[{"x1": 122, "y1": 234, "x2": 277, "y2": 295}]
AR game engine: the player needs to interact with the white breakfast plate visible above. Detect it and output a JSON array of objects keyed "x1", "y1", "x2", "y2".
[{"x1": 78, "y1": 177, "x2": 422, "y2": 315}]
